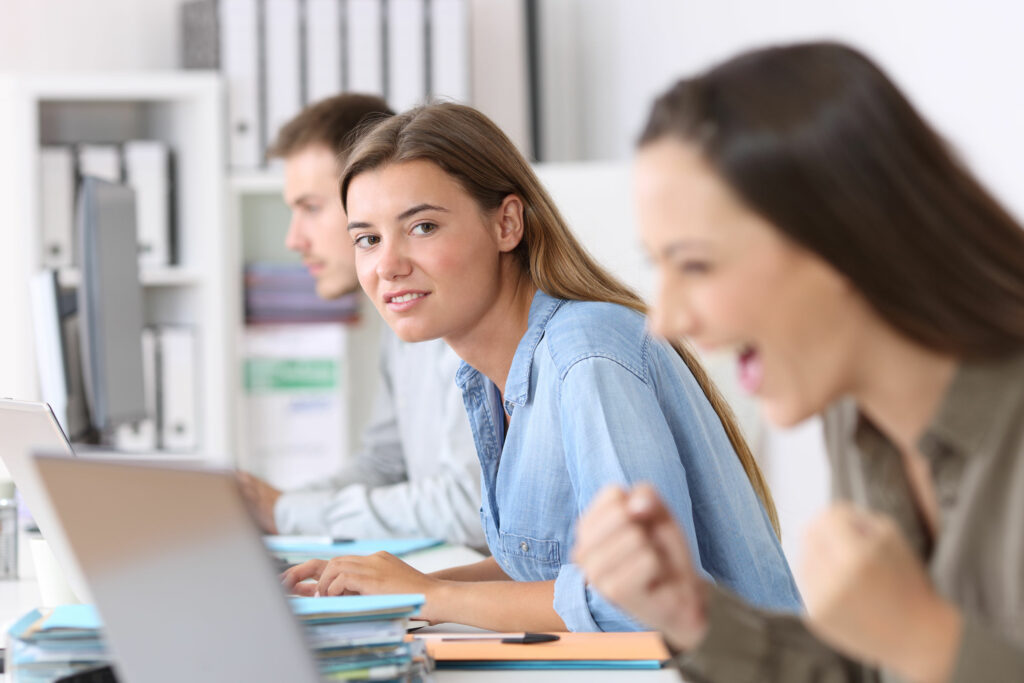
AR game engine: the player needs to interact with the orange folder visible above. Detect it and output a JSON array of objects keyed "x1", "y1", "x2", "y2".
[{"x1": 418, "y1": 631, "x2": 670, "y2": 663}]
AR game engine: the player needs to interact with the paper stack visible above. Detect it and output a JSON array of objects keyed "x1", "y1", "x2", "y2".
[
  {"x1": 267, "y1": 537, "x2": 443, "y2": 564},
  {"x1": 6, "y1": 596, "x2": 429, "y2": 682},
  {"x1": 291, "y1": 594, "x2": 428, "y2": 680},
  {"x1": 5, "y1": 605, "x2": 109, "y2": 682}
]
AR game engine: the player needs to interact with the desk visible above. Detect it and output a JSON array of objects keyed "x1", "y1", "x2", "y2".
[{"x1": 1, "y1": 545, "x2": 684, "y2": 681}]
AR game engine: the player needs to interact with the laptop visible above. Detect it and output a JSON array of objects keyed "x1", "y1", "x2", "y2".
[
  {"x1": 0, "y1": 399, "x2": 92, "y2": 602},
  {"x1": 31, "y1": 452, "x2": 322, "y2": 683}
]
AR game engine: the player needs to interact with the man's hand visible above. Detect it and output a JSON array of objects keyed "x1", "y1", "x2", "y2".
[
  {"x1": 237, "y1": 471, "x2": 282, "y2": 534},
  {"x1": 800, "y1": 503, "x2": 962, "y2": 683},
  {"x1": 573, "y1": 484, "x2": 709, "y2": 651}
]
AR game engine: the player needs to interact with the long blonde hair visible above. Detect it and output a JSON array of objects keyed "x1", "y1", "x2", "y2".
[{"x1": 341, "y1": 102, "x2": 780, "y2": 535}]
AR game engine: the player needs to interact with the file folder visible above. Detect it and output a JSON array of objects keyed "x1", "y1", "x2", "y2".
[
  {"x1": 76, "y1": 144, "x2": 121, "y2": 183},
  {"x1": 346, "y1": 0, "x2": 385, "y2": 95},
  {"x1": 219, "y1": 0, "x2": 262, "y2": 168},
  {"x1": 428, "y1": 0, "x2": 469, "y2": 102},
  {"x1": 264, "y1": 0, "x2": 303, "y2": 159},
  {"x1": 39, "y1": 146, "x2": 76, "y2": 268},
  {"x1": 387, "y1": 0, "x2": 427, "y2": 112},
  {"x1": 123, "y1": 140, "x2": 171, "y2": 267},
  {"x1": 305, "y1": 0, "x2": 344, "y2": 103},
  {"x1": 158, "y1": 326, "x2": 199, "y2": 451}
]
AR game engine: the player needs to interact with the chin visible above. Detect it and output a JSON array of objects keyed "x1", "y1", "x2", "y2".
[{"x1": 389, "y1": 319, "x2": 441, "y2": 344}]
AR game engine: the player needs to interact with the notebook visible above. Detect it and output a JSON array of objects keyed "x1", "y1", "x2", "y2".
[{"x1": 417, "y1": 631, "x2": 670, "y2": 670}]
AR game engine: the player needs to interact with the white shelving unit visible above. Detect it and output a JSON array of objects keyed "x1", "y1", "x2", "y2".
[
  {"x1": 227, "y1": 173, "x2": 382, "y2": 481},
  {"x1": 0, "y1": 73, "x2": 234, "y2": 464}
]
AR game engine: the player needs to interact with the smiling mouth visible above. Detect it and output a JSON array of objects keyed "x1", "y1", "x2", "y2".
[
  {"x1": 737, "y1": 344, "x2": 763, "y2": 394},
  {"x1": 386, "y1": 292, "x2": 427, "y2": 304}
]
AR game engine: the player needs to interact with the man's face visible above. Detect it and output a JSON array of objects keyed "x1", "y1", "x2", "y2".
[{"x1": 282, "y1": 144, "x2": 357, "y2": 299}]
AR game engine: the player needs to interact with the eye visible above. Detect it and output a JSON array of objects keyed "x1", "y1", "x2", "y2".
[
  {"x1": 678, "y1": 260, "x2": 712, "y2": 275},
  {"x1": 353, "y1": 234, "x2": 380, "y2": 249},
  {"x1": 411, "y1": 221, "x2": 438, "y2": 236}
]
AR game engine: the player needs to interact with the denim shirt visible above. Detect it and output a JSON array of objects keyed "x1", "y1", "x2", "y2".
[{"x1": 455, "y1": 291, "x2": 801, "y2": 632}]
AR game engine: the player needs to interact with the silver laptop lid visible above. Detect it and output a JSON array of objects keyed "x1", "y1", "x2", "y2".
[
  {"x1": 0, "y1": 398, "x2": 91, "y2": 602},
  {"x1": 32, "y1": 454, "x2": 321, "y2": 683}
]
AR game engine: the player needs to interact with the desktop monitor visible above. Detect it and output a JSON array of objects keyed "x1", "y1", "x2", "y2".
[{"x1": 75, "y1": 177, "x2": 147, "y2": 436}]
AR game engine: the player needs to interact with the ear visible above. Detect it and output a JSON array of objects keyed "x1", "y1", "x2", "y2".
[{"x1": 493, "y1": 194, "x2": 525, "y2": 253}]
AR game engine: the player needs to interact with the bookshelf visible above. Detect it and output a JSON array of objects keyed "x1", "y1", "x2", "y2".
[{"x1": 0, "y1": 72, "x2": 234, "y2": 464}]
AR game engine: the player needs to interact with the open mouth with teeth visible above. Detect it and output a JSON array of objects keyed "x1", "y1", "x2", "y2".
[
  {"x1": 737, "y1": 344, "x2": 763, "y2": 394},
  {"x1": 386, "y1": 292, "x2": 427, "y2": 304}
]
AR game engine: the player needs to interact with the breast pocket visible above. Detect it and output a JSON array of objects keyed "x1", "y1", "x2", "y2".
[{"x1": 498, "y1": 530, "x2": 562, "y2": 581}]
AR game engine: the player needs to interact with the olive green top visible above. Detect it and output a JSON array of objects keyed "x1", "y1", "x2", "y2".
[{"x1": 674, "y1": 353, "x2": 1024, "y2": 682}]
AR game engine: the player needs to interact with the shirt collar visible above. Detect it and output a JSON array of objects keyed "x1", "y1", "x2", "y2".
[
  {"x1": 844, "y1": 353, "x2": 1024, "y2": 461},
  {"x1": 918, "y1": 353, "x2": 1024, "y2": 459},
  {"x1": 453, "y1": 290, "x2": 565, "y2": 413}
]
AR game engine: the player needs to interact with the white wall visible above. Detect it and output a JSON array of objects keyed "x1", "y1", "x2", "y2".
[
  {"x1": 539, "y1": 0, "x2": 1024, "y2": 222},
  {"x1": 0, "y1": 0, "x2": 183, "y2": 71}
]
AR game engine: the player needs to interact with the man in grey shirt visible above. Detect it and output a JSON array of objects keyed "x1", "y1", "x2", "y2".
[{"x1": 238, "y1": 94, "x2": 484, "y2": 549}]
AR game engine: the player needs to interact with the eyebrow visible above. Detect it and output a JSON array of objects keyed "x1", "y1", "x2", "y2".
[
  {"x1": 348, "y1": 203, "x2": 449, "y2": 231},
  {"x1": 661, "y1": 240, "x2": 712, "y2": 259}
]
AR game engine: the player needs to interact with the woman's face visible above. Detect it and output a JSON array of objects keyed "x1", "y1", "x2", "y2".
[
  {"x1": 634, "y1": 137, "x2": 873, "y2": 427},
  {"x1": 346, "y1": 160, "x2": 520, "y2": 344}
]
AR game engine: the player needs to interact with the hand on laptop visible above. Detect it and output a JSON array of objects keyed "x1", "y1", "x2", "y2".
[
  {"x1": 237, "y1": 471, "x2": 282, "y2": 534},
  {"x1": 281, "y1": 552, "x2": 444, "y2": 623}
]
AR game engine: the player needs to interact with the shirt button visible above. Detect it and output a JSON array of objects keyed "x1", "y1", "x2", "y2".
[{"x1": 520, "y1": 541, "x2": 529, "y2": 552}]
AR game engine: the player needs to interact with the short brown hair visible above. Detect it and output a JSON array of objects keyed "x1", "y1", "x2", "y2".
[{"x1": 267, "y1": 93, "x2": 394, "y2": 162}]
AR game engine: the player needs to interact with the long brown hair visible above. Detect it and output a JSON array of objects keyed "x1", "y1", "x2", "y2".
[
  {"x1": 641, "y1": 41, "x2": 1024, "y2": 358},
  {"x1": 341, "y1": 103, "x2": 780, "y2": 534}
]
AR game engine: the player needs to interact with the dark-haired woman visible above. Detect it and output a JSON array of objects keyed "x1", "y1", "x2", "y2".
[{"x1": 574, "y1": 42, "x2": 1024, "y2": 681}]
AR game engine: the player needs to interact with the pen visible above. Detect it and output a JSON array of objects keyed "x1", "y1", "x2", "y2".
[{"x1": 431, "y1": 632, "x2": 560, "y2": 644}]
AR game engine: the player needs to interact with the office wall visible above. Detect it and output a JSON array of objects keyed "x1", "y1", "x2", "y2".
[{"x1": 537, "y1": 0, "x2": 1024, "y2": 222}]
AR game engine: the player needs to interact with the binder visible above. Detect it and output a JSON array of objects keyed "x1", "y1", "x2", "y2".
[
  {"x1": 39, "y1": 146, "x2": 76, "y2": 268},
  {"x1": 387, "y1": 0, "x2": 427, "y2": 112},
  {"x1": 428, "y1": 0, "x2": 469, "y2": 102},
  {"x1": 305, "y1": 0, "x2": 344, "y2": 104},
  {"x1": 123, "y1": 140, "x2": 172, "y2": 267},
  {"x1": 76, "y1": 144, "x2": 121, "y2": 182},
  {"x1": 180, "y1": 0, "x2": 220, "y2": 69},
  {"x1": 219, "y1": 0, "x2": 262, "y2": 168},
  {"x1": 264, "y1": 0, "x2": 303, "y2": 157},
  {"x1": 346, "y1": 0, "x2": 385, "y2": 95},
  {"x1": 158, "y1": 326, "x2": 199, "y2": 451},
  {"x1": 114, "y1": 327, "x2": 158, "y2": 451}
]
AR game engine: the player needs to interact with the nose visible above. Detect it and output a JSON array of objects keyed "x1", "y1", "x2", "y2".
[
  {"x1": 375, "y1": 237, "x2": 412, "y2": 281},
  {"x1": 648, "y1": 275, "x2": 697, "y2": 340},
  {"x1": 284, "y1": 214, "x2": 306, "y2": 253}
]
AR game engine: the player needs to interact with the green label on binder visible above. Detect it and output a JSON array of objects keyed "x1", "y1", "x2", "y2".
[{"x1": 244, "y1": 359, "x2": 337, "y2": 392}]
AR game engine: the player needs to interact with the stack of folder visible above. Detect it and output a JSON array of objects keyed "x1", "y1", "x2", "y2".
[
  {"x1": 6, "y1": 596, "x2": 429, "y2": 682},
  {"x1": 244, "y1": 263, "x2": 361, "y2": 324},
  {"x1": 266, "y1": 537, "x2": 443, "y2": 564},
  {"x1": 5, "y1": 605, "x2": 110, "y2": 682},
  {"x1": 291, "y1": 594, "x2": 427, "y2": 680}
]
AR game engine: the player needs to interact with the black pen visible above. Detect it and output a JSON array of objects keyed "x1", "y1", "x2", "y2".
[{"x1": 433, "y1": 632, "x2": 560, "y2": 644}]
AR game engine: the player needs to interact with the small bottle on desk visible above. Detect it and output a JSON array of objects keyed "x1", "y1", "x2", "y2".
[{"x1": 0, "y1": 480, "x2": 18, "y2": 580}]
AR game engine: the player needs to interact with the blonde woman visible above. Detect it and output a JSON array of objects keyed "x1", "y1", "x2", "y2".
[{"x1": 283, "y1": 103, "x2": 800, "y2": 632}]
